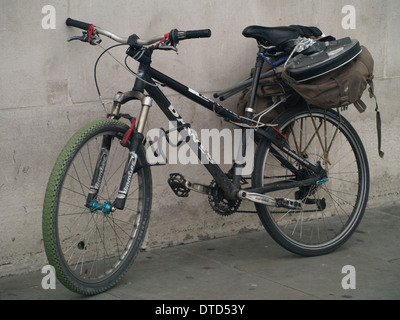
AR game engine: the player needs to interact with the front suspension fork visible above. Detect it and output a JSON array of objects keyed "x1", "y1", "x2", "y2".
[{"x1": 85, "y1": 91, "x2": 152, "y2": 212}]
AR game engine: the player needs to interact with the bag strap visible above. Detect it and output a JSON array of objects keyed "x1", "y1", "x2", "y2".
[
  {"x1": 376, "y1": 106, "x2": 384, "y2": 158},
  {"x1": 355, "y1": 49, "x2": 384, "y2": 158},
  {"x1": 353, "y1": 99, "x2": 367, "y2": 113},
  {"x1": 367, "y1": 75, "x2": 384, "y2": 158}
]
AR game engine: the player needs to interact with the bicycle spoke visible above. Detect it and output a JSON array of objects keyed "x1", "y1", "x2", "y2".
[
  {"x1": 255, "y1": 107, "x2": 368, "y2": 255},
  {"x1": 43, "y1": 120, "x2": 152, "y2": 294}
]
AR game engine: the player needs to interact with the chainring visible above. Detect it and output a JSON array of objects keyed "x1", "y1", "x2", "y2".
[{"x1": 208, "y1": 180, "x2": 241, "y2": 216}]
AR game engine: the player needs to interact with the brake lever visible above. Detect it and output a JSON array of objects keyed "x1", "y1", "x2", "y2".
[
  {"x1": 67, "y1": 31, "x2": 102, "y2": 45},
  {"x1": 153, "y1": 33, "x2": 178, "y2": 53},
  {"x1": 157, "y1": 41, "x2": 178, "y2": 53},
  {"x1": 67, "y1": 33, "x2": 87, "y2": 42}
]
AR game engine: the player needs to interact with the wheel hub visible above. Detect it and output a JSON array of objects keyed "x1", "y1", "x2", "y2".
[{"x1": 89, "y1": 200, "x2": 114, "y2": 215}]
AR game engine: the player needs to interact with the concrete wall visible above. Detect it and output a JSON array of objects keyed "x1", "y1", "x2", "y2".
[{"x1": 1, "y1": 0, "x2": 399, "y2": 276}]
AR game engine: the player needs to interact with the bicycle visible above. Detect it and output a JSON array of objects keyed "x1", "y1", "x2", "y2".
[{"x1": 42, "y1": 18, "x2": 370, "y2": 295}]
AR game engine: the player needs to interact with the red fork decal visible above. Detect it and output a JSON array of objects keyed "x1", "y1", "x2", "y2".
[{"x1": 121, "y1": 118, "x2": 137, "y2": 147}]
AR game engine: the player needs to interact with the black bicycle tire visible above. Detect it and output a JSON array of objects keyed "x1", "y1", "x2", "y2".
[{"x1": 252, "y1": 105, "x2": 369, "y2": 256}]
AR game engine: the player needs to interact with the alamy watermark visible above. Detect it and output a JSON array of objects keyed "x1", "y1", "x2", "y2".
[
  {"x1": 41, "y1": 5, "x2": 56, "y2": 30},
  {"x1": 42, "y1": 4, "x2": 357, "y2": 31},
  {"x1": 145, "y1": 121, "x2": 255, "y2": 175},
  {"x1": 341, "y1": 265, "x2": 356, "y2": 290},
  {"x1": 342, "y1": 5, "x2": 356, "y2": 30},
  {"x1": 41, "y1": 265, "x2": 56, "y2": 290},
  {"x1": 40, "y1": 263, "x2": 358, "y2": 291}
]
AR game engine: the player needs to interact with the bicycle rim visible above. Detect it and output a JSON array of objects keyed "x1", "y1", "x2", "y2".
[
  {"x1": 43, "y1": 119, "x2": 152, "y2": 295},
  {"x1": 253, "y1": 106, "x2": 369, "y2": 256}
]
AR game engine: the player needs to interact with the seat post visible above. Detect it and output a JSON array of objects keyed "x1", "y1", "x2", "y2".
[
  {"x1": 234, "y1": 47, "x2": 265, "y2": 185},
  {"x1": 245, "y1": 46, "x2": 265, "y2": 119}
]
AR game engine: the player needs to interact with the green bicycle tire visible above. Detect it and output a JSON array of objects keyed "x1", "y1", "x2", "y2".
[{"x1": 42, "y1": 119, "x2": 152, "y2": 295}]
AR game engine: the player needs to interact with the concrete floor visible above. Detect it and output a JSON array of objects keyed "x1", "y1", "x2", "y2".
[{"x1": 0, "y1": 205, "x2": 399, "y2": 301}]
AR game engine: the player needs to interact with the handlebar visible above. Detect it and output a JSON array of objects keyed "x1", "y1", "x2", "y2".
[
  {"x1": 66, "y1": 17, "x2": 211, "y2": 46},
  {"x1": 66, "y1": 18, "x2": 92, "y2": 31}
]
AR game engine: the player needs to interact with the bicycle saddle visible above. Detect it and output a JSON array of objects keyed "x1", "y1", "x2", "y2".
[{"x1": 242, "y1": 26, "x2": 300, "y2": 46}]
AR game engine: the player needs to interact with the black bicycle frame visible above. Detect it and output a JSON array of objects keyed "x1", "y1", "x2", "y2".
[
  {"x1": 112, "y1": 47, "x2": 327, "y2": 206},
  {"x1": 145, "y1": 70, "x2": 325, "y2": 198},
  {"x1": 146, "y1": 68, "x2": 242, "y2": 200}
]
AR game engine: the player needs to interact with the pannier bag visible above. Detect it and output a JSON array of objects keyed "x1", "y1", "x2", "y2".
[
  {"x1": 282, "y1": 44, "x2": 384, "y2": 158},
  {"x1": 236, "y1": 27, "x2": 383, "y2": 158},
  {"x1": 282, "y1": 43, "x2": 371, "y2": 110}
]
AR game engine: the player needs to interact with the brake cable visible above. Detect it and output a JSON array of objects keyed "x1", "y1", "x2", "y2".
[{"x1": 94, "y1": 43, "x2": 161, "y2": 113}]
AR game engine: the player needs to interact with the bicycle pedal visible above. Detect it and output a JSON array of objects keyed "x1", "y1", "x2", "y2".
[
  {"x1": 304, "y1": 197, "x2": 326, "y2": 210},
  {"x1": 276, "y1": 198, "x2": 303, "y2": 210},
  {"x1": 168, "y1": 173, "x2": 190, "y2": 197}
]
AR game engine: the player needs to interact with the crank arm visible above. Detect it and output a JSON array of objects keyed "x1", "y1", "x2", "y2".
[
  {"x1": 185, "y1": 181, "x2": 209, "y2": 195},
  {"x1": 238, "y1": 191, "x2": 302, "y2": 210}
]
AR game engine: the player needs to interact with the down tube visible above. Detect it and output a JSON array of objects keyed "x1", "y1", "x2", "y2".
[
  {"x1": 149, "y1": 67, "x2": 247, "y2": 124},
  {"x1": 145, "y1": 84, "x2": 239, "y2": 200}
]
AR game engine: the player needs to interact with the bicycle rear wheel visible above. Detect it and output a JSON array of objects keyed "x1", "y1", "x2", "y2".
[
  {"x1": 42, "y1": 119, "x2": 152, "y2": 295},
  {"x1": 252, "y1": 105, "x2": 369, "y2": 256}
]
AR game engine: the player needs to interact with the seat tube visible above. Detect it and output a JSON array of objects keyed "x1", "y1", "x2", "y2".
[
  {"x1": 245, "y1": 47, "x2": 265, "y2": 119},
  {"x1": 234, "y1": 48, "x2": 265, "y2": 184}
]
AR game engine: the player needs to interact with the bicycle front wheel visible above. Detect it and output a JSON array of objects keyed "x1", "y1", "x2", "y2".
[
  {"x1": 252, "y1": 105, "x2": 369, "y2": 256},
  {"x1": 43, "y1": 119, "x2": 152, "y2": 295}
]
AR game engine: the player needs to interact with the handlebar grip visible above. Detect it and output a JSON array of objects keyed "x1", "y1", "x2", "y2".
[
  {"x1": 181, "y1": 29, "x2": 212, "y2": 40},
  {"x1": 170, "y1": 29, "x2": 211, "y2": 45},
  {"x1": 66, "y1": 18, "x2": 93, "y2": 30}
]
